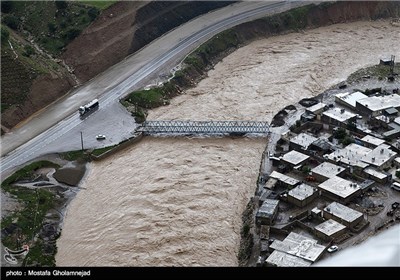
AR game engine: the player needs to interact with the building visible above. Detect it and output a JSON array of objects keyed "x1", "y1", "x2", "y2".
[
  {"x1": 317, "y1": 176, "x2": 361, "y2": 203},
  {"x1": 322, "y1": 108, "x2": 357, "y2": 128},
  {"x1": 306, "y1": 102, "x2": 326, "y2": 120},
  {"x1": 383, "y1": 122, "x2": 400, "y2": 139},
  {"x1": 363, "y1": 167, "x2": 392, "y2": 184},
  {"x1": 289, "y1": 133, "x2": 318, "y2": 151},
  {"x1": 310, "y1": 138, "x2": 334, "y2": 154},
  {"x1": 269, "y1": 171, "x2": 300, "y2": 188},
  {"x1": 281, "y1": 150, "x2": 310, "y2": 169},
  {"x1": 361, "y1": 144, "x2": 397, "y2": 170},
  {"x1": 323, "y1": 202, "x2": 363, "y2": 227},
  {"x1": 311, "y1": 162, "x2": 346, "y2": 182},
  {"x1": 315, "y1": 219, "x2": 347, "y2": 241},
  {"x1": 269, "y1": 232, "x2": 326, "y2": 263},
  {"x1": 383, "y1": 107, "x2": 398, "y2": 121},
  {"x1": 286, "y1": 183, "x2": 318, "y2": 207},
  {"x1": 325, "y1": 143, "x2": 371, "y2": 170},
  {"x1": 256, "y1": 199, "x2": 279, "y2": 225},
  {"x1": 394, "y1": 157, "x2": 400, "y2": 168},
  {"x1": 335, "y1": 91, "x2": 368, "y2": 110},
  {"x1": 359, "y1": 135, "x2": 385, "y2": 149},
  {"x1": 356, "y1": 95, "x2": 400, "y2": 117},
  {"x1": 264, "y1": 177, "x2": 278, "y2": 190},
  {"x1": 265, "y1": 250, "x2": 312, "y2": 267}
]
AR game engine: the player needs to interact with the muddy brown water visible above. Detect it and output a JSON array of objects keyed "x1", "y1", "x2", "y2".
[{"x1": 56, "y1": 20, "x2": 400, "y2": 266}]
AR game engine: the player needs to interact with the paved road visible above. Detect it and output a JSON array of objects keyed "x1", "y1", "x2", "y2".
[{"x1": 1, "y1": 1, "x2": 306, "y2": 175}]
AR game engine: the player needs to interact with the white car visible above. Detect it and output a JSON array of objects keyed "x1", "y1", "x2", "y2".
[
  {"x1": 96, "y1": 134, "x2": 106, "y2": 140},
  {"x1": 327, "y1": 245, "x2": 338, "y2": 253}
]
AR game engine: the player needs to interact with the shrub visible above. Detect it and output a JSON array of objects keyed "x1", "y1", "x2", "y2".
[
  {"x1": 1, "y1": 25, "x2": 10, "y2": 43},
  {"x1": 88, "y1": 7, "x2": 99, "y2": 21},
  {"x1": 47, "y1": 22, "x2": 56, "y2": 33},
  {"x1": 64, "y1": 27, "x2": 81, "y2": 40},
  {"x1": 3, "y1": 14, "x2": 19, "y2": 30},
  {"x1": 55, "y1": 0, "x2": 68, "y2": 10},
  {"x1": 23, "y1": 45, "x2": 35, "y2": 57}
]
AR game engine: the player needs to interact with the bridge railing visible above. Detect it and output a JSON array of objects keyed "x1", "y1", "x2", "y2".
[{"x1": 136, "y1": 120, "x2": 269, "y2": 135}]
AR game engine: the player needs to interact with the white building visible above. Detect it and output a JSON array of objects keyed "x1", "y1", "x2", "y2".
[
  {"x1": 269, "y1": 232, "x2": 326, "y2": 263},
  {"x1": 323, "y1": 202, "x2": 363, "y2": 227},
  {"x1": 311, "y1": 162, "x2": 346, "y2": 182},
  {"x1": 335, "y1": 91, "x2": 368, "y2": 109},
  {"x1": 317, "y1": 176, "x2": 361, "y2": 203}
]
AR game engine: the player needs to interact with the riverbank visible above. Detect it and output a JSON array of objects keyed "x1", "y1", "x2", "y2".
[{"x1": 56, "y1": 20, "x2": 400, "y2": 266}]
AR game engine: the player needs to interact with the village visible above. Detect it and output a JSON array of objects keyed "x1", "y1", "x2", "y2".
[{"x1": 254, "y1": 57, "x2": 400, "y2": 267}]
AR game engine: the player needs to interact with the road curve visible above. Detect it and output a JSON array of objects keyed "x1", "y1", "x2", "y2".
[{"x1": 1, "y1": 1, "x2": 305, "y2": 175}]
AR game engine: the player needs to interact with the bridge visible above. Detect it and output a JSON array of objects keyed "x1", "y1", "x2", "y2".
[{"x1": 136, "y1": 120, "x2": 269, "y2": 136}]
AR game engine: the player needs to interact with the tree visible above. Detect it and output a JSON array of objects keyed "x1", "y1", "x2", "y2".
[
  {"x1": 1, "y1": 1, "x2": 14, "y2": 13},
  {"x1": 87, "y1": 7, "x2": 99, "y2": 21},
  {"x1": 1, "y1": 25, "x2": 10, "y2": 43},
  {"x1": 3, "y1": 15, "x2": 19, "y2": 30},
  {"x1": 47, "y1": 22, "x2": 56, "y2": 34},
  {"x1": 55, "y1": 0, "x2": 68, "y2": 10},
  {"x1": 23, "y1": 45, "x2": 35, "y2": 57},
  {"x1": 333, "y1": 127, "x2": 347, "y2": 139},
  {"x1": 64, "y1": 28, "x2": 81, "y2": 40}
]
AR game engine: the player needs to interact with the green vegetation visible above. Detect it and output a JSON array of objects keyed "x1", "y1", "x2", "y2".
[
  {"x1": 280, "y1": 5, "x2": 311, "y2": 30},
  {"x1": 333, "y1": 128, "x2": 354, "y2": 146},
  {"x1": 1, "y1": 1, "x2": 101, "y2": 55},
  {"x1": 91, "y1": 145, "x2": 117, "y2": 156},
  {"x1": 59, "y1": 150, "x2": 87, "y2": 161},
  {"x1": 347, "y1": 63, "x2": 400, "y2": 83},
  {"x1": 127, "y1": 88, "x2": 166, "y2": 109},
  {"x1": 1, "y1": 160, "x2": 60, "y2": 266},
  {"x1": 0, "y1": 24, "x2": 9, "y2": 43},
  {"x1": 333, "y1": 128, "x2": 347, "y2": 140},
  {"x1": 78, "y1": 1, "x2": 117, "y2": 10},
  {"x1": 396, "y1": 170, "x2": 400, "y2": 178},
  {"x1": 2, "y1": 161, "x2": 59, "y2": 187},
  {"x1": 238, "y1": 198, "x2": 255, "y2": 266},
  {"x1": 60, "y1": 145, "x2": 117, "y2": 159},
  {"x1": 301, "y1": 165, "x2": 311, "y2": 174}
]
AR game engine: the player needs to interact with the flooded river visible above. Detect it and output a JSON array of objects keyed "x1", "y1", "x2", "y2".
[{"x1": 56, "y1": 20, "x2": 400, "y2": 266}]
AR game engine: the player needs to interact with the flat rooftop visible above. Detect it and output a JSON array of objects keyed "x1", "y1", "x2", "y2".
[
  {"x1": 326, "y1": 143, "x2": 371, "y2": 168},
  {"x1": 288, "y1": 183, "x2": 315, "y2": 201},
  {"x1": 335, "y1": 91, "x2": 368, "y2": 108},
  {"x1": 266, "y1": 250, "x2": 312, "y2": 267},
  {"x1": 361, "y1": 144, "x2": 397, "y2": 167},
  {"x1": 264, "y1": 177, "x2": 278, "y2": 190},
  {"x1": 315, "y1": 219, "x2": 346, "y2": 237},
  {"x1": 363, "y1": 167, "x2": 389, "y2": 180},
  {"x1": 269, "y1": 171, "x2": 300, "y2": 186},
  {"x1": 290, "y1": 133, "x2": 318, "y2": 150},
  {"x1": 318, "y1": 176, "x2": 361, "y2": 199},
  {"x1": 361, "y1": 135, "x2": 385, "y2": 147},
  {"x1": 323, "y1": 107, "x2": 356, "y2": 123},
  {"x1": 306, "y1": 102, "x2": 326, "y2": 114},
  {"x1": 357, "y1": 95, "x2": 400, "y2": 112},
  {"x1": 311, "y1": 162, "x2": 346, "y2": 179},
  {"x1": 281, "y1": 150, "x2": 310, "y2": 165},
  {"x1": 257, "y1": 199, "x2": 279, "y2": 219},
  {"x1": 324, "y1": 202, "x2": 363, "y2": 224},
  {"x1": 269, "y1": 232, "x2": 326, "y2": 262}
]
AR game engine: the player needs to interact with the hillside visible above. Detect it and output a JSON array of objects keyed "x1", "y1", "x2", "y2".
[
  {"x1": 1, "y1": 0, "x2": 233, "y2": 132},
  {"x1": 1, "y1": 0, "x2": 107, "y2": 131}
]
